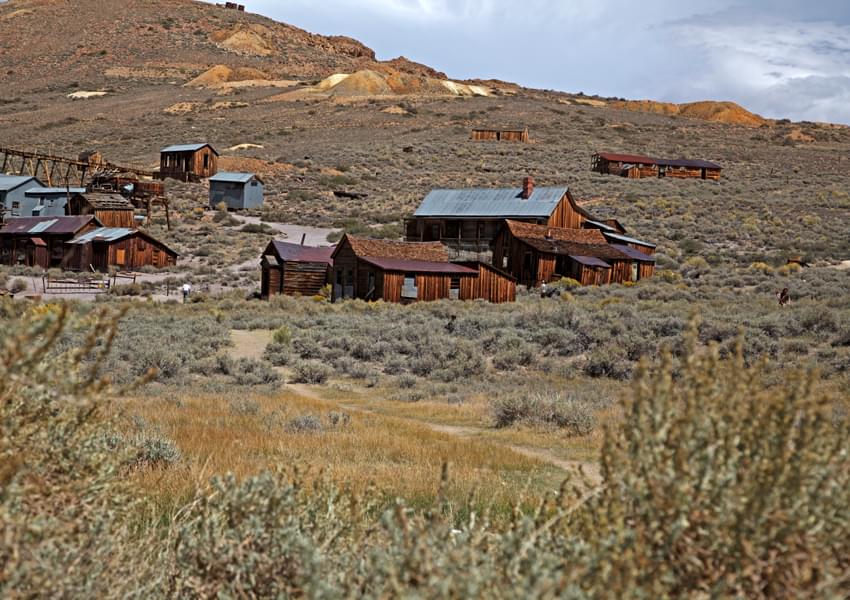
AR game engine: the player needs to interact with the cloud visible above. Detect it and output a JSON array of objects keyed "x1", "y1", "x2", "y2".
[{"x1": 235, "y1": 0, "x2": 850, "y2": 123}]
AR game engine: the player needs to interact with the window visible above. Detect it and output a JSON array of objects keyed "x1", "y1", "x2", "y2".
[
  {"x1": 203, "y1": 154, "x2": 209, "y2": 169},
  {"x1": 11, "y1": 201, "x2": 19, "y2": 209},
  {"x1": 631, "y1": 262, "x2": 639, "y2": 282},
  {"x1": 402, "y1": 273, "x2": 418, "y2": 299},
  {"x1": 250, "y1": 181, "x2": 258, "y2": 187},
  {"x1": 115, "y1": 249, "x2": 126, "y2": 266},
  {"x1": 431, "y1": 224, "x2": 441, "y2": 240},
  {"x1": 477, "y1": 222, "x2": 485, "y2": 239}
]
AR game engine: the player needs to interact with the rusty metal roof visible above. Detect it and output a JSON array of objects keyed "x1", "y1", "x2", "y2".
[
  {"x1": 609, "y1": 243, "x2": 656, "y2": 262},
  {"x1": 570, "y1": 255, "x2": 611, "y2": 268},
  {"x1": 270, "y1": 240, "x2": 335, "y2": 265},
  {"x1": 0, "y1": 215, "x2": 98, "y2": 235},
  {"x1": 595, "y1": 152, "x2": 721, "y2": 170},
  {"x1": 361, "y1": 256, "x2": 477, "y2": 274},
  {"x1": 415, "y1": 186, "x2": 568, "y2": 218}
]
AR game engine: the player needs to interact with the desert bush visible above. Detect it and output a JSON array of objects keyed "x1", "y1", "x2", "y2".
[
  {"x1": 286, "y1": 414, "x2": 323, "y2": 433},
  {"x1": 8, "y1": 278, "x2": 27, "y2": 294},
  {"x1": 231, "y1": 358, "x2": 281, "y2": 386},
  {"x1": 492, "y1": 391, "x2": 597, "y2": 435},
  {"x1": 229, "y1": 397, "x2": 261, "y2": 416},
  {"x1": 584, "y1": 343, "x2": 632, "y2": 379},
  {"x1": 291, "y1": 360, "x2": 332, "y2": 384}
]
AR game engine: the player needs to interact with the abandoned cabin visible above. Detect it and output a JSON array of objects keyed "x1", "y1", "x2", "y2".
[
  {"x1": 591, "y1": 152, "x2": 722, "y2": 180},
  {"x1": 0, "y1": 215, "x2": 100, "y2": 268},
  {"x1": 67, "y1": 193, "x2": 137, "y2": 228},
  {"x1": 0, "y1": 175, "x2": 45, "y2": 218},
  {"x1": 493, "y1": 220, "x2": 656, "y2": 287},
  {"x1": 331, "y1": 234, "x2": 515, "y2": 304},
  {"x1": 470, "y1": 127, "x2": 530, "y2": 143},
  {"x1": 209, "y1": 172, "x2": 264, "y2": 210},
  {"x1": 261, "y1": 240, "x2": 334, "y2": 299},
  {"x1": 64, "y1": 228, "x2": 177, "y2": 272},
  {"x1": 157, "y1": 143, "x2": 218, "y2": 182},
  {"x1": 406, "y1": 177, "x2": 593, "y2": 254}
]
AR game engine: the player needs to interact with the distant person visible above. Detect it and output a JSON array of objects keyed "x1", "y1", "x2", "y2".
[
  {"x1": 540, "y1": 281, "x2": 548, "y2": 298},
  {"x1": 776, "y1": 287, "x2": 790, "y2": 306},
  {"x1": 182, "y1": 282, "x2": 192, "y2": 303}
]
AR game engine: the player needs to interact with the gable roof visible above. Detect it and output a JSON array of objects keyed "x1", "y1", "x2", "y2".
[
  {"x1": 414, "y1": 186, "x2": 569, "y2": 219},
  {"x1": 160, "y1": 143, "x2": 219, "y2": 155},
  {"x1": 0, "y1": 215, "x2": 99, "y2": 235},
  {"x1": 360, "y1": 256, "x2": 477, "y2": 274},
  {"x1": 210, "y1": 172, "x2": 261, "y2": 184},
  {"x1": 505, "y1": 220, "x2": 628, "y2": 260},
  {"x1": 0, "y1": 175, "x2": 43, "y2": 192},
  {"x1": 342, "y1": 235, "x2": 449, "y2": 262},
  {"x1": 609, "y1": 243, "x2": 656, "y2": 262},
  {"x1": 68, "y1": 227, "x2": 178, "y2": 256},
  {"x1": 269, "y1": 240, "x2": 335, "y2": 265}
]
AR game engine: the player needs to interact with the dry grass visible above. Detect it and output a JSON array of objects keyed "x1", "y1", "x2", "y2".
[{"x1": 121, "y1": 390, "x2": 565, "y2": 517}]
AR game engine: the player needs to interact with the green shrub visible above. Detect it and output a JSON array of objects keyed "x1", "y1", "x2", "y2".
[
  {"x1": 291, "y1": 360, "x2": 332, "y2": 384},
  {"x1": 492, "y1": 392, "x2": 597, "y2": 435}
]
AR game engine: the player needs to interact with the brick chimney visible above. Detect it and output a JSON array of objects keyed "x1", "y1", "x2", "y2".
[{"x1": 521, "y1": 176, "x2": 534, "y2": 199}]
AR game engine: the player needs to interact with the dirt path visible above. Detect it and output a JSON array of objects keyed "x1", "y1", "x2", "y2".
[
  {"x1": 228, "y1": 330, "x2": 601, "y2": 481},
  {"x1": 228, "y1": 214, "x2": 339, "y2": 246}
]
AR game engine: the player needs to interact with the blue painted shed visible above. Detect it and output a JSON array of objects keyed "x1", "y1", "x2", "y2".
[
  {"x1": 209, "y1": 172, "x2": 264, "y2": 210},
  {"x1": 25, "y1": 187, "x2": 86, "y2": 217},
  {"x1": 0, "y1": 175, "x2": 45, "y2": 218}
]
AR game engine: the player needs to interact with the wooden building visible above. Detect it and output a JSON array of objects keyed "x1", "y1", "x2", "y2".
[
  {"x1": 591, "y1": 152, "x2": 721, "y2": 180},
  {"x1": 453, "y1": 261, "x2": 517, "y2": 303},
  {"x1": 0, "y1": 215, "x2": 100, "y2": 268},
  {"x1": 471, "y1": 127, "x2": 529, "y2": 143},
  {"x1": 64, "y1": 227, "x2": 177, "y2": 271},
  {"x1": 406, "y1": 177, "x2": 593, "y2": 254},
  {"x1": 493, "y1": 220, "x2": 655, "y2": 287},
  {"x1": 261, "y1": 240, "x2": 334, "y2": 299},
  {"x1": 67, "y1": 193, "x2": 136, "y2": 228},
  {"x1": 330, "y1": 235, "x2": 476, "y2": 303},
  {"x1": 209, "y1": 172, "x2": 264, "y2": 210},
  {"x1": 157, "y1": 143, "x2": 218, "y2": 182}
]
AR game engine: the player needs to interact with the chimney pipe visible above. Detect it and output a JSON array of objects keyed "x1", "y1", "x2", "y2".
[
  {"x1": 521, "y1": 176, "x2": 534, "y2": 199},
  {"x1": 300, "y1": 233, "x2": 306, "y2": 246}
]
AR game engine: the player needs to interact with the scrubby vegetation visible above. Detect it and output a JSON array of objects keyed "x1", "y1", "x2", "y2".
[{"x1": 3, "y1": 302, "x2": 850, "y2": 597}]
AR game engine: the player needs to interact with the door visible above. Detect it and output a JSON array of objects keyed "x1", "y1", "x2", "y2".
[{"x1": 91, "y1": 242, "x2": 109, "y2": 272}]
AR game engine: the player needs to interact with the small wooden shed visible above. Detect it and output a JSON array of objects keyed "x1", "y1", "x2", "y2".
[
  {"x1": 67, "y1": 193, "x2": 136, "y2": 228},
  {"x1": 471, "y1": 127, "x2": 529, "y2": 143},
  {"x1": 331, "y1": 234, "x2": 480, "y2": 303},
  {"x1": 64, "y1": 227, "x2": 177, "y2": 271},
  {"x1": 209, "y1": 172, "x2": 264, "y2": 210},
  {"x1": 452, "y1": 261, "x2": 517, "y2": 303},
  {"x1": 0, "y1": 215, "x2": 100, "y2": 268},
  {"x1": 158, "y1": 143, "x2": 218, "y2": 182},
  {"x1": 261, "y1": 240, "x2": 334, "y2": 299}
]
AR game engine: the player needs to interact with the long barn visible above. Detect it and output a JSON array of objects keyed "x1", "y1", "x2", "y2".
[{"x1": 591, "y1": 152, "x2": 721, "y2": 180}]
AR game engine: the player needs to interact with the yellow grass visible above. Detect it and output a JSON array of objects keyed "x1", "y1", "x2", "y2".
[{"x1": 121, "y1": 390, "x2": 567, "y2": 518}]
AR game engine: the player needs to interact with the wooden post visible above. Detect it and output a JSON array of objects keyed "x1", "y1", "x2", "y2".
[{"x1": 164, "y1": 199, "x2": 171, "y2": 231}]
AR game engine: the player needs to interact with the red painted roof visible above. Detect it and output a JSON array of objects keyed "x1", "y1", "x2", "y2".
[
  {"x1": 596, "y1": 152, "x2": 658, "y2": 164},
  {"x1": 361, "y1": 256, "x2": 477, "y2": 274},
  {"x1": 0, "y1": 215, "x2": 99, "y2": 235}
]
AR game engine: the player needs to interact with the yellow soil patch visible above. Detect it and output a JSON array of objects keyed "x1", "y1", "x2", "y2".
[
  {"x1": 612, "y1": 99, "x2": 768, "y2": 127},
  {"x1": 186, "y1": 64, "x2": 268, "y2": 88},
  {"x1": 212, "y1": 25, "x2": 275, "y2": 56},
  {"x1": 164, "y1": 101, "x2": 248, "y2": 115},
  {"x1": 219, "y1": 157, "x2": 293, "y2": 176},
  {"x1": 105, "y1": 65, "x2": 191, "y2": 80},
  {"x1": 164, "y1": 102, "x2": 198, "y2": 115},
  {"x1": 785, "y1": 128, "x2": 815, "y2": 143},
  {"x1": 1, "y1": 9, "x2": 34, "y2": 20},
  {"x1": 571, "y1": 98, "x2": 607, "y2": 108},
  {"x1": 382, "y1": 105, "x2": 410, "y2": 115}
]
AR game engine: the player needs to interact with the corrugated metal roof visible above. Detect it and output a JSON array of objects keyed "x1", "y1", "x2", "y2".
[
  {"x1": 25, "y1": 187, "x2": 86, "y2": 196},
  {"x1": 602, "y1": 232, "x2": 657, "y2": 249},
  {"x1": 68, "y1": 227, "x2": 134, "y2": 244},
  {"x1": 160, "y1": 143, "x2": 218, "y2": 154},
  {"x1": 361, "y1": 256, "x2": 477, "y2": 274},
  {"x1": 610, "y1": 243, "x2": 656, "y2": 262},
  {"x1": 570, "y1": 255, "x2": 611, "y2": 268},
  {"x1": 0, "y1": 175, "x2": 41, "y2": 192},
  {"x1": 583, "y1": 219, "x2": 618, "y2": 233},
  {"x1": 414, "y1": 187, "x2": 568, "y2": 218},
  {"x1": 0, "y1": 216, "x2": 97, "y2": 235},
  {"x1": 210, "y1": 172, "x2": 256, "y2": 184},
  {"x1": 270, "y1": 240, "x2": 335, "y2": 264}
]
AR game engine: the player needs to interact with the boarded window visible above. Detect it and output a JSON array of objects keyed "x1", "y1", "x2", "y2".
[
  {"x1": 450, "y1": 276, "x2": 461, "y2": 300},
  {"x1": 115, "y1": 248, "x2": 126, "y2": 266},
  {"x1": 402, "y1": 273, "x2": 418, "y2": 299}
]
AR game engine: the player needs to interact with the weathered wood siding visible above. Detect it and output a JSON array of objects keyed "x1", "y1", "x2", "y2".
[
  {"x1": 159, "y1": 148, "x2": 218, "y2": 182},
  {"x1": 331, "y1": 240, "x2": 360, "y2": 301},
  {"x1": 68, "y1": 234, "x2": 176, "y2": 272},
  {"x1": 94, "y1": 209, "x2": 135, "y2": 229},
  {"x1": 283, "y1": 262, "x2": 328, "y2": 297},
  {"x1": 547, "y1": 193, "x2": 586, "y2": 229},
  {"x1": 458, "y1": 263, "x2": 516, "y2": 303}
]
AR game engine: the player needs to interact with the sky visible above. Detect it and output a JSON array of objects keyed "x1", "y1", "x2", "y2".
[{"x1": 234, "y1": 1, "x2": 850, "y2": 123}]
